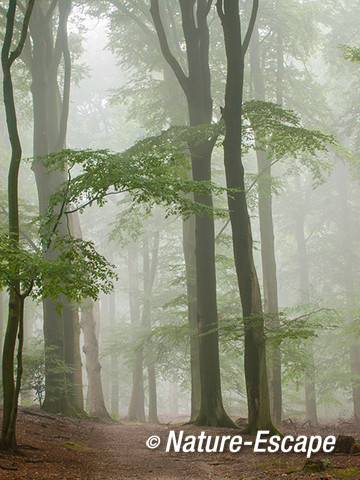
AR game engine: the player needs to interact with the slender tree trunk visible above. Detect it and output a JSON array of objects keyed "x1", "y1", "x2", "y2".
[
  {"x1": 336, "y1": 163, "x2": 360, "y2": 418},
  {"x1": 81, "y1": 300, "x2": 110, "y2": 419},
  {"x1": 294, "y1": 176, "x2": 319, "y2": 426},
  {"x1": 142, "y1": 232, "x2": 159, "y2": 424},
  {"x1": 182, "y1": 215, "x2": 200, "y2": 421},
  {"x1": 169, "y1": 383, "x2": 179, "y2": 417},
  {"x1": 127, "y1": 243, "x2": 145, "y2": 422},
  {"x1": 109, "y1": 292, "x2": 119, "y2": 417},
  {"x1": 1, "y1": 0, "x2": 35, "y2": 450},
  {"x1": 217, "y1": 0, "x2": 275, "y2": 434},
  {"x1": 250, "y1": 27, "x2": 282, "y2": 425}
]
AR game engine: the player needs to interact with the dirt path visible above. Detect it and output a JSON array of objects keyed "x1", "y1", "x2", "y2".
[{"x1": 1, "y1": 407, "x2": 360, "y2": 479}]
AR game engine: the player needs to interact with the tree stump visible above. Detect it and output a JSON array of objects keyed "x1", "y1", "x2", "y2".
[{"x1": 334, "y1": 435, "x2": 360, "y2": 454}]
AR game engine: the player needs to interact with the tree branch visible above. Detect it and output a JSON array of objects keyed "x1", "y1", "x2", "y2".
[
  {"x1": 46, "y1": 0, "x2": 58, "y2": 21},
  {"x1": 150, "y1": 0, "x2": 188, "y2": 94},
  {"x1": 55, "y1": 0, "x2": 72, "y2": 151},
  {"x1": 242, "y1": 0, "x2": 259, "y2": 55},
  {"x1": 216, "y1": 0, "x2": 225, "y2": 22},
  {"x1": 8, "y1": 0, "x2": 36, "y2": 67}
]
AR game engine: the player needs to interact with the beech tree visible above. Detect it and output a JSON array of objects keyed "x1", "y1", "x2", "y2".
[
  {"x1": 216, "y1": 0, "x2": 277, "y2": 433},
  {"x1": 150, "y1": 0, "x2": 234, "y2": 427}
]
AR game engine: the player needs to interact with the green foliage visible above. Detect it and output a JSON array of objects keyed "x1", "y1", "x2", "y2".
[
  {"x1": 41, "y1": 129, "x2": 229, "y2": 222},
  {"x1": 243, "y1": 101, "x2": 335, "y2": 184},
  {"x1": 22, "y1": 338, "x2": 45, "y2": 405},
  {"x1": 0, "y1": 233, "x2": 116, "y2": 303},
  {"x1": 342, "y1": 45, "x2": 360, "y2": 64}
]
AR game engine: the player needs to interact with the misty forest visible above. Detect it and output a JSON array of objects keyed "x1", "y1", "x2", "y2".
[{"x1": 0, "y1": 1, "x2": 360, "y2": 479}]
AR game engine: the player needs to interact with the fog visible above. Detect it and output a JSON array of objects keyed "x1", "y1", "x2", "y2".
[{"x1": 1, "y1": 0, "x2": 360, "y2": 442}]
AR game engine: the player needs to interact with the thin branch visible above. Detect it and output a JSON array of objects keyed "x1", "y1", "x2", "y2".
[
  {"x1": 216, "y1": 157, "x2": 281, "y2": 241},
  {"x1": 8, "y1": 0, "x2": 36, "y2": 67},
  {"x1": 46, "y1": 0, "x2": 58, "y2": 21},
  {"x1": 109, "y1": 0, "x2": 160, "y2": 51},
  {"x1": 16, "y1": 0, "x2": 26, "y2": 15},
  {"x1": 64, "y1": 190, "x2": 129, "y2": 215},
  {"x1": 215, "y1": 0, "x2": 225, "y2": 22},
  {"x1": 242, "y1": 0, "x2": 259, "y2": 55},
  {"x1": 245, "y1": 157, "x2": 280, "y2": 194},
  {"x1": 55, "y1": 0, "x2": 72, "y2": 151},
  {"x1": 205, "y1": 0, "x2": 213, "y2": 17},
  {"x1": 150, "y1": 0, "x2": 188, "y2": 94}
]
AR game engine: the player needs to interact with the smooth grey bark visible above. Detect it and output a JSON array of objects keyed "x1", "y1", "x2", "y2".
[
  {"x1": 26, "y1": 1, "x2": 84, "y2": 415},
  {"x1": 182, "y1": 214, "x2": 201, "y2": 421},
  {"x1": 109, "y1": 292, "x2": 119, "y2": 417},
  {"x1": 81, "y1": 299, "x2": 110, "y2": 419},
  {"x1": 127, "y1": 243, "x2": 146, "y2": 422},
  {"x1": 142, "y1": 232, "x2": 160, "y2": 424},
  {"x1": 294, "y1": 176, "x2": 319, "y2": 426},
  {"x1": 336, "y1": 162, "x2": 360, "y2": 418},
  {"x1": 150, "y1": 0, "x2": 233, "y2": 427},
  {"x1": 249, "y1": 27, "x2": 282, "y2": 426}
]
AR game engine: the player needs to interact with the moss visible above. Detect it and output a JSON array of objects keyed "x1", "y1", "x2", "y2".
[
  {"x1": 302, "y1": 460, "x2": 326, "y2": 473},
  {"x1": 62, "y1": 441, "x2": 90, "y2": 451},
  {"x1": 335, "y1": 467, "x2": 360, "y2": 477}
]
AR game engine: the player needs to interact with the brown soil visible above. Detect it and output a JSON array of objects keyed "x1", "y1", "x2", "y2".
[{"x1": 1, "y1": 407, "x2": 360, "y2": 479}]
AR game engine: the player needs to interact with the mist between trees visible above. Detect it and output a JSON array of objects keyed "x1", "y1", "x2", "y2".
[{"x1": 0, "y1": 0, "x2": 359, "y2": 452}]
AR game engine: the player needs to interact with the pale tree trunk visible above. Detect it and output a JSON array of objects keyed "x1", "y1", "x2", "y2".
[
  {"x1": 161, "y1": 15, "x2": 200, "y2": 425},
  {"x1": 169, "y1": 383, "x2": 179, "y2": 417},
  {"x1": 142, "y1": 232, "x2": 160, "y2": 424},
  {"x1": 294, "y1": 176, "x2": 319, "y2": 426},
  {"x1": 109, "y1": 292, "x2": 119, "y2": 417},
  {"x1": 250, "y1": 27, "x2": 282, "y2": 426},
  {"x1": 336, "y1": 162, "x2": 360, "y2": 418},
  {"x1": 182, "y1": 215, "x2": 201, "y2": 421},
  {"x1": 127, "y1": 243, "x2": 145, "y2": 422},
  {"x1": 27, "y1": 1, "x2": 84, "y2": 415},
  {"x1": 81, "y1": 300, "x2": 110, "y2": 419}
]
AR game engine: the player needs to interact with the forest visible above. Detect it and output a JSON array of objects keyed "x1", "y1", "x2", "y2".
[{"x1": 0, "y1": 0, "x2": 360, "y2": 479}]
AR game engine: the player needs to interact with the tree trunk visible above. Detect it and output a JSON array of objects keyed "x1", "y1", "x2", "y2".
[
  {"x1": 142, "y1": 232, "x2": 159, "y2": 424},
  {"x1": 28, "y1": 1, "x2": 84, "y2": 416},
  {"x1": 250, "y1": 27, "x2": 282, "y2": 426},
  {"x1": 63, "y1": 301, "x2": 83, "y2": 412},
  {"x1": 1, "y1": 0, "x2": 35, "y2": 450},
  {"x1": 336, "y1": 162, "x2": 360, "y2": 418},
  {"x1": 169, "y1": 383, "x2": 179, "y2": 417},
  {"x1": 217, "y1": 0, "x2": 275, "y2": 434},
  {"x1": 150, "y1": 0, "x2": 233, "y2": 427},
  {"x1": 81, "y1": 300, "x2": 110, "y2": 419},
  {"x1": 109, "y1": 292, "x2": 119, "y2": 417},
  {"x1": 182, "y1": 215, "x2": 201, "y2": 421},
  {"x1": 127, "y1": 243, "x2": 145, "y2": 422},
  {"x1": 294, "y1": 176, "x2": 319, "y2": 426}
]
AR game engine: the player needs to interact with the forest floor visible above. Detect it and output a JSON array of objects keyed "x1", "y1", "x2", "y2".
[{"x1": 1, "y1": 407, "x2": 360, "y2": 479}]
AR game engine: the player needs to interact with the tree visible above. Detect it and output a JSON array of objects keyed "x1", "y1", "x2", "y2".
[
  {"x1": 1, "y1": 0, "x2": 35, "y2": 451},
  {"x1": 216, "y1": 0, "x2": 276, "y2": 434},
  {"x1": 249, "y1": 22, "x2": 282, "y2": 426},
  {"x1": 150, "y1": 0, "x2": 234, "y2": 427},
  {"x1": 28, "y1": 0, "x2": 84, "y2": 415}
]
